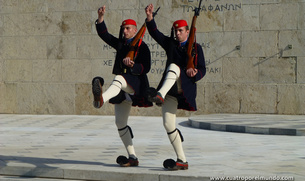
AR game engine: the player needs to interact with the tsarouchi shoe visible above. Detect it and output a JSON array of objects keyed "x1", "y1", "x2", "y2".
[
  {"x1": 163, "y1": 158, "x2": 188, "y2": 170},
  {"x1": 116, "y1": 155, "x2": 139, "y2": 167}
]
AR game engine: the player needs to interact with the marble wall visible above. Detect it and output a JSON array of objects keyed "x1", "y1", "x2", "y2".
[{"x1": 0, "y1": 0, "x2": 304, "y2": 116}]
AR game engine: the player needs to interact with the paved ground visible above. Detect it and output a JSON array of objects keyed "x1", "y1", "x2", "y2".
[
  {"x1": 0, "y1": 114, "x2": 304, "y2": 181},
  {"x1": 189, "y1": 114, "x2": 305, "y2": 136}
]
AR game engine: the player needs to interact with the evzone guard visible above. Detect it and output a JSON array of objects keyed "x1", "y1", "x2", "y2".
[
  {"x1": 145, "y1": 1, "x2": 206, "y2": 170},
  {"x1": 93, "y1": 5, "x2": 152, "y2": 167}
]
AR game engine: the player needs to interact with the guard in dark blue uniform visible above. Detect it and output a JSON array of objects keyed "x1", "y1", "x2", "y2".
[
  {"x1": 93, "y1": 5, "x2": 152, "y2": 167},
  {"x1": 145, "y1": 4, "x2": 206, "y2": 170}
]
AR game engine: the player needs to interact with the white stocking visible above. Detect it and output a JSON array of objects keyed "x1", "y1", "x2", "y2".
[
  {"x1": 162, "y1": 95, "x2": 186, "y2": 162},
  {"x1": 115, "y1": 100, "x2": 136, "y2": 159},
  {"x1": 158, "y1": 63, "x2": 181, "y2": 98}
]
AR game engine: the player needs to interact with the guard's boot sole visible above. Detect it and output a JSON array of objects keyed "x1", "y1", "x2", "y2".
[{"x1": 92, "y1": 77, "x2": 104, "y2": 108}]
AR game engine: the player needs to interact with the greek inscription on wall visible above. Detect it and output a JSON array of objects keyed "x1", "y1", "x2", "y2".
[
  {"x1": 143, "y1": 35, "x2": 167, "y2": 75},
  {"x1": 181, "y1": 0, "x2": 242, "y2": 12},
  {"x1": 205, "y1": 59, "x2": 221, "y2": 74}
]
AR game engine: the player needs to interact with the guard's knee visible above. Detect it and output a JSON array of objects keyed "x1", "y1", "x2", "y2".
[
  {"x1": 167, "y1": 128, "x2": 184, "y2": 142},
  {"x1": 118, "y1": 125, "x2": 134, "y2": 139},
  {"x1": 111, "y1": 75, "x2": 124, "y2": 88},
  {"x1": 167, "y1": 63, "x2": 180, "y2": 77},
  {"x1": 113, "y1": 75, "x2": 127, "y2": 88}
]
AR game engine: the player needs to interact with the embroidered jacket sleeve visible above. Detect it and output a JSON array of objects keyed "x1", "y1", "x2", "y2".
[
  {"x1": 95, "y1": 20, "x2": 120, "y2": 50},
  {"x1": 146, "y1": 19, "x2": 171, "y2": 50}
]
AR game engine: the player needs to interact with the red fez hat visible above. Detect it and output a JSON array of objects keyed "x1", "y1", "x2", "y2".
[
  {"x1": 173, "y1": 20, "x2": 188, "y2": 29},
  {"x1": 122, "y1": 19, "x2": 137, "y2": 27}
]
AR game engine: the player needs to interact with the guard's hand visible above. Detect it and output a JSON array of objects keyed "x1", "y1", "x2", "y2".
[
  {"x1": 145, "y1": 4, "x2": 154, "y2": 22},
  {"x1": 186, "y1": 68, "x2": 198, "y2": 77},
  {"x1": 123, "y1": 57, "x2": 134, "y2": 68},
  {"x1": 97, "y1": 5, "x2": 106, "y2": 23}
]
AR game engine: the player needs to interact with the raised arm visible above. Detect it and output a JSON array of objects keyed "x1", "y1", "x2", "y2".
[{"x1": 95, "y1": 5, "x2": 119, "y2": 49}]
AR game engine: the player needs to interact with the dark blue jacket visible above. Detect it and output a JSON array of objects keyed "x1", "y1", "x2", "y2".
[{"x1": 146, "y1": 19, "x2": 206, "y2": 111}]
